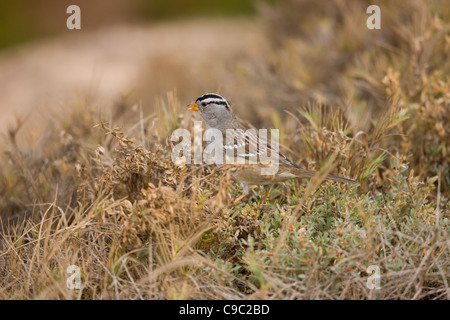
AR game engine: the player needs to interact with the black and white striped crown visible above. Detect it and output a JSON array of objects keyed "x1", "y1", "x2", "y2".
[{"x1": 196, "y1": 93, "x2": 231, "y2": 109}]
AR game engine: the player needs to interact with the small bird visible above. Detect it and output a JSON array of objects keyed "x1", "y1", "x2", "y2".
[{"x1": 188, "y1": 93, "x2": 357, "y2": 208}]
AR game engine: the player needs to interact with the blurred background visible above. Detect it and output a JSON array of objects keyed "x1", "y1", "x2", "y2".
[
  {"x1": 0, "y1": 0, "x2": 256, "y2": 49},
  {"x1": 0, "y1": 0, "x2": 258, "y2": 129}
]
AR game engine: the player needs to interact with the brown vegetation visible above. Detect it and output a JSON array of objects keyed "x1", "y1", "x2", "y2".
[{"x1": 0, "y1": 0, "x2": 449, "y2": 299}]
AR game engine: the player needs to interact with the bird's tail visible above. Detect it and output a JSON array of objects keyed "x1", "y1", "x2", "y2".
[
  {"x1": 292, "y1": 167, "x2": 357, "y2": 184},
  {"x1": 324, "y1": 174, "x2": 357, "y2": 184}
]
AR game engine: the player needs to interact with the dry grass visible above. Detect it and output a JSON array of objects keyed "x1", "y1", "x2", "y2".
[{"x1": 0, "y1": 0, "x2": 449, "y2": 299}]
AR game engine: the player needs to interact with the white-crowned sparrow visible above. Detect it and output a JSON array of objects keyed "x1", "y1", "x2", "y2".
[{"x1": 188, "y1": 93, "x2": 356, "y2": 208}]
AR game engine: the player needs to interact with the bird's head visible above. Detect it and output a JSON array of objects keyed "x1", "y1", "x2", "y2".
[{"x1": 188, "y1": 93, "x2": 235, "y2": 130}]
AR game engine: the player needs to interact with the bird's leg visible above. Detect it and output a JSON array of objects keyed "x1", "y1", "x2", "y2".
[
  {"x1": 233, "y1": 193, "x2": 249, "y2": 204},
  {"x1": 262, "y1": 185, "x2": 271, "y2": 210},
  {"x1": 233, "y1": 182, "x2": 250, "y2": 205}
]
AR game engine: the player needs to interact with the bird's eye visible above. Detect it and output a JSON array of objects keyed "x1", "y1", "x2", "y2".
[{"x1": 201, "y1": 102, "x2": 207, "y2": 107}]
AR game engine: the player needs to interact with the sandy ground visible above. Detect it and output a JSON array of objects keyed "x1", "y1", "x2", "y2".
[{"x1": 0, "y1": 18, "x2": 262, "y2": 132}]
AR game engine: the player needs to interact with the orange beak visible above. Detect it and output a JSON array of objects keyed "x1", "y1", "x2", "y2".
[{"x1": 188, "y1": 102, "x2": 199, "y2": 111}]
